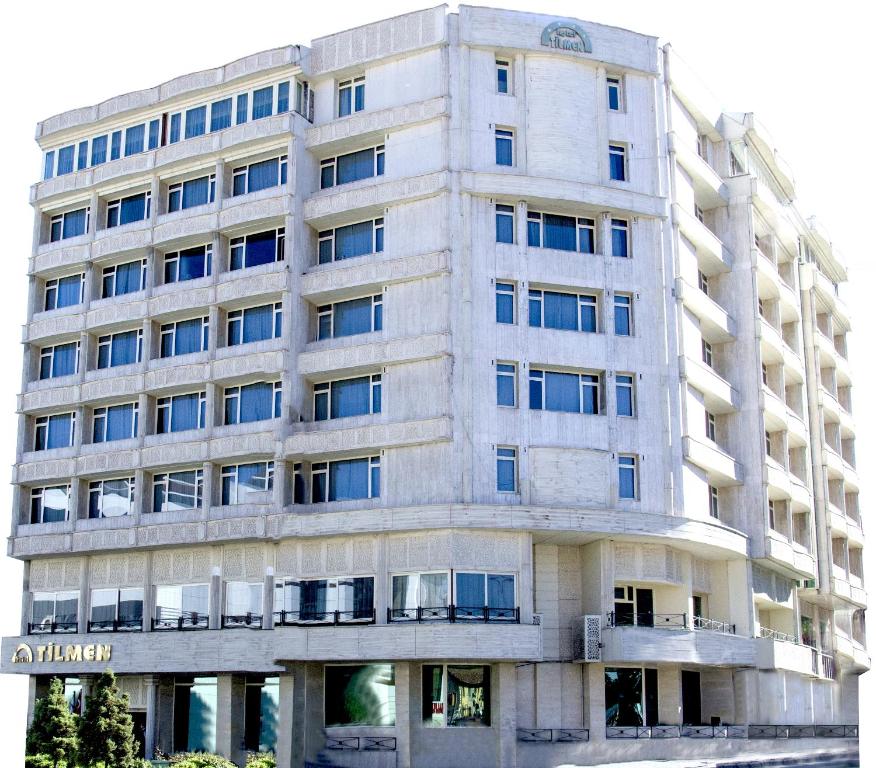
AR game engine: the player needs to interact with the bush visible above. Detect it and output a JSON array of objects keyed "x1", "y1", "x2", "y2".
[
  {"x1": 168, "y1": 754, "x2": 237, "y2": 768},
  {"x1": 246, "y1": 754, "x2": 277, "y2": 768},
  {"x1": 24, "y1": 756, "x2": 57, "y2": 768}
]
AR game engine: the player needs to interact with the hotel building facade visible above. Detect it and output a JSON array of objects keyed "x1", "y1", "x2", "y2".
[{"x1": 1, "y1": 6, "x2": 867, "y2": 767}]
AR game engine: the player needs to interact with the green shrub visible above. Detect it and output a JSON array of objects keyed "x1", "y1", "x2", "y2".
[
  {"x1": 245, "y1": 754, "x2": 277, "y2": 768},
  {"x1": 168, "y1": 753, "x2": 237, "y2": 768},
  {"x1": 24, "y1": 756, "x2": 57, "y2": 768}
]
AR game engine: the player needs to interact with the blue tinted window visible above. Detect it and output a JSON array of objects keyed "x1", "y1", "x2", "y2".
[
  {"x1": 57, "y1": 146, "x2": 75, "y2": 176},
  {"x1": 236, "y1": 94, "x2": 248, "y2": 125},
  {"x1": 277, "y1": 82, "x2": 290, "y2": 113},
  {"x1": 496, "y1": 283, "x2": 514, "y2": 324},
  {"x1": 336, "y1": 148, "x2": 375, "y2": 185},
  {"x1": 611, "y1": 220, "x2": 629, "y2": 258},
  {"x1": 609, "y1": 145, "x2": 626, "y2": 181},
  {"x1": 169, "y1": 113, "x2": 181, "y2": 143},
  {"x1": 185, "y1": 106, "x2": 207, "y2": 139},
  {"x1": 182, "y1": 177, "x2": 211, "y2": 209},
  {"x1": 43, "y1": 151, "x2": 55, "y2": 180},
  {"x1": 247, "y1": 158, "x2": 280, "y2": 193},
  {"x1": 497, "y1": 448, "x2": 516, "y2": 492},
  {"x1": 91, "y1": 136, "x2": 107, "y2": 166},
  {"x1": 335, "y1": 221, "x2": 373, "y2": 260},
  {"x1": 355, "y1": 81, "x2": 365, "y2": 112},
  {"x1": 53, "y1": 276, "x2": 82, "y2": 309},
  {"x1": 330, "y1": 377, "x2": 372, "y2": 418},
  {"x1": 49, "y1": 343, "x2": 78, "y2": 378},
  {"x1": 102, "y1": 404, "x2": 137, "y2": 442},
  {"x1": 496, "y1": 205, "x2": 514, "y2": 244},
  {"x1": 334, "y1": 297, "x2": 373, "y2": 337},
  {"x1": 108, "y1": 331, "x2": 140, "y2": 367},
  {"x1": 124, "y1": 124, "x2": 144, "y2": 156},
  {"x1": 252, "y1": 87, "x2": 273, "y2": 119},
  {"x1": 543, "y1": 214, "x2": 576, "y2": 251},
  {"x1": 77, "y1": 141, "x2": 88, "y2": 170},
  {"x1": 232, "y1": 230, "x2": 279, "y2": 270},
  {"x1": 120, "y1": 193, "x2": 148, "y2": 226},
  {"x1": 62, "y1": 209, "x2": 87, "y2": 239},
  {"x1": 495, "y1": 130, "x2": 513, "y2": 166},
  {"x1": 148, "y1": 119, "x2": 161, "y2": 150},
  {"x1": 328, "y1": 458, "x2": 370, "y2": 501},
  {"x1": 210, "y1": 99, "x2": 232, "y2": 132},
  {"x1": 110, "y1": 131, "x2": 122, "y2": 160}
]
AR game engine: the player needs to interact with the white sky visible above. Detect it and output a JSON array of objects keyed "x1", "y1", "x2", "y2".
[{"x1": 0, "y1": 1, "x2": 872, "y2": 763}]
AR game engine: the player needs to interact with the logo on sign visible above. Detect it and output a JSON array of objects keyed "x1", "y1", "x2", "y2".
[{"x1": 540, "y1": 21, "x2": 593, "y2": 54}]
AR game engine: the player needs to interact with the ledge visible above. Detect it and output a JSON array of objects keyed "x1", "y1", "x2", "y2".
[
  {"x1": 284, "y1": 416, "x2": 451, "y2": 458},
  {"x1": 597, "y1": 625, "x2": 755, "y2": 666},
  {"x1": 298, "y1": 332, "x2": 450, "y2": 377}
]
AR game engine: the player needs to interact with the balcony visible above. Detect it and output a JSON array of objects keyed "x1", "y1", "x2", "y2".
[
  {"x1": 679, "y1": 356, "x2": 738, "y2": 413},
  {"x1": 28, "y1": 621, "x2": 78, "y2": 635},
  {"x1": 675, "y1": 278, "x2": 735, "y2": 342},
  {"x1": 86, "y1": 618, "x2": 143, "y2": 633},
  {"x1": 388, "y1": 605, "x2": 520, "y2": 624},
  {"x1": 151, "y1": 609, "x2": 209, "y2": 631},
  {"x1": 221, "y1": 613, "x2": 264, "y2": 629},
  {"x1": 683, "y1": 435, "x2": 743, "y2": 485},
  {"x1": 756, "y1": 632, "x2": 836, "y2": 679},
  {"x1": 275, "y1": 609, "x2": 375, "y2": 627},
  {"x1": 667, "y1": 131, "x2": 726, "y2": 209},
  {"x1": 673, "y1": 203, "x2": 731, "y2": 273}
]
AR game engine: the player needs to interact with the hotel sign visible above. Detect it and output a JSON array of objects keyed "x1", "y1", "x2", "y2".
[
  {"x1": 11, "y1": 642, "x2": 112, "y2": 664},
  {"x1": 540, "y1": 21, "x2": 592, "y2": 54}
]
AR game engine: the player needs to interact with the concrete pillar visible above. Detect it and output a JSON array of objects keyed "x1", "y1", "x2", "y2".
[
  {"x1": 395, "y1": 662, "x2": 412, "y2": 768},
  {"x1": 657, "y1": 666, "x2": 681, "y2": 725},
  {"x1": 497, "y1": 662, "x2": 517, "y2": 768},
  {"x1": 283, "y1": 664, "x2": 305, "y2": 768},
  {"x1": 155, "y1": 677, "x2": 175, "y2": 754},
  {"x1": 585, "y1": 663, "x2": 606, "y2": 743},
  {"x1": 263, "y1": 568, "x2": 275, "y2": 629},
  {"x1": 143, "y1": 674, "x2": 159, "y2": 759},
  {"x1": 79, "y1": 674, "x2": 95, "y2": 717},
  {"x1": 27, "y1": 675, "x2": 50, "y2": 727},
  {"x1": 209, "y1": 568, "x2": 222, "y2": 630},
  {"x1": 215, "y1": 674, "x2": 239, "y2": 761}
]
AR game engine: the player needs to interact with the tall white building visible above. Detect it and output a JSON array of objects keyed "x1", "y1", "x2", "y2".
[{"x1": 1, "y1": 7, "x2": 866, "y2": 767}]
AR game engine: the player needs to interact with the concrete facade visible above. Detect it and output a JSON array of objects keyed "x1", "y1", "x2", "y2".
[{"x1": 2, "y1": 6, "x2": 866, "y2": 767}]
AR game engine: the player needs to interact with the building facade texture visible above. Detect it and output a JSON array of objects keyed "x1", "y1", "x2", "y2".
[{"x1": 1, "y1": 6, "x2": 867, "y2": 767}]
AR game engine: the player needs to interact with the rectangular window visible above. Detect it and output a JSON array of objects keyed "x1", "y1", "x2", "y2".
[
  {"x1": 702, "y1": 339, "x2": 713, "y2": 367},
  {"x1": 318, "y1": 218, "x2": 383, "y2": 264},
  {"x1": 210, "y1": 98, "x2": 232, "y2": 132},
  {"x1": 169, "y1": 113, "x2": 181, "y2": 144},
  {"x1": 92, "y1": 402, "x2": 138, "y2": 443},
  {"x1": 325, "y1": 665, "x2": 395, "y2": 727},
  {"x1": 698, "y1": 270, "x2": 710, "y2": 296},
  {"x1": 44, "y1": 274, "x2": 84, "y2": 311},
  {"x1": 97, "y1": 329, "x2": 142, "y2": 369},
  {"x1": 43, "y1": 151, "x2": 55, "y2": 180},
  {"x1": 616, "y1": 374, "x2": 635, "y2": 417},
  {"x1": 495, "y1": 204, "x2": 514, "y2": 244},
  {"x1": 609, "y1": 143, "x2": 627, "y2": 181},
  {"x1": 159, "y1": 317, "x2": 209, "y2": 358},
  {"x1": 30, "y1": 485, "x2": 72, "y2": 524},
  {"x1": 527, "y1": 212, "x2": 595, "y2": 253},
  {"x1": 148, "y1": 119, "x2": 160, "y2": 150},
  {"x1": 30, "y1": 591, "x2": 78, "y2": 633},
  {"x1": 101, "y1": 260, "x2": 146, "y2": 298},
  {"x1": 236, "y1": 94, "x2": 249, "y2": 125},
  {"x1": 314, "y1": 375, "x2": 381, "y2": 421},
  {"x1": 34, "y1": 412, "x2": 76, "y2": 451},
  {"x1": 91, "y1": 135, "x2": 107, "y2": 166},
  {"x1": 77, "y1": 140, "x2": 88, "y2": 170},
  {"x1": 317, "y1": 295, "x2": 382, "y2": 340},
  {"x1": 56, "y1": 145, "x2": 75, "y2": 176},
  {"x1": 167, "y1": 174, "x2": 216, "y2": 212},
  {"x1": 709, "y1": 485, "x2": 719, "y2": 519},
  {"x1": 274, "y1": 576, "x2": 375, "y2": 623},
  {"x1": 49, "y1": 207, "x2": 89, "y2": 242},
  {"x1": 106, "y1": 192, "x2": 151, "y2": 228},
  {"x1": 156, "y1": 392, "x2": 206, "y2": 434},
  {"x1": 311, "y1": 456, "x2": 380, "y2": 503},
  {"x1": 338, "y1": 76, "x2": 365, "y2": 117},
  {"x1": 184, "y1": 106, "x2": 207, "y2": 139},
  {"x1": 496, "y1": 282, "x2": 515, "y2": 324},
  {"x1": 227, "y1": 303, "x2": 282, "y2": 346},
  {"x1": 605, "y1": 667, "x2": 658, "y2": 727},
  {"x1": 497, "y1": 447, "x2": 517, "y2": 492},
  {"x1": 110, "y1": 130, "x2": 122, "y2": 160},
  {"x1": 252, "y1": 86, "x2": 274, "y2": 120},
  {"x1": 320, "y1": 145, "x2": 384, "y2": 189},
  {"x1": 157, "y1": 588, "x2": 210, "y2": 632},
  {"x1": 89, "y1": 587, "x2": 143, "y2": 631},
  {"x1": 496, "y1": 363, "x2": 516, "y2": 407},
  {"x1": 528, "y1": 289, "x2": 598, "y2": 332},
  {"x1": 391, "y1": 572, "x2": 448, "y2": 620},
  {"x1": 705, "y1": 411, "x2": 716, "y2": 442},
  {"x1": 422, "y1": 665, "x2": 490, "y2": 728},
  {"x1": 88, "y1": 477, "x2": 135, "y2": 518},
  {"x1": 277, "y1": 81, "x2": 290, "y2": 113},
  {"x1": 495, "y1": 128, "x2": 514, "y2": 166},
  {"x1": 454, "y1": 573, "x2": 516, "y2": 620},
  {"x1": 39, "y1": 342, "x2": 80, "y2": 379},
  {"x1": 124, "y1": 124, "x2": 145, "y2": 156},
  {"x1": 153, "y1": 469, "x2": 204, "y2": 512},
  {"x1": 611, "y1": 218, "x2": 629, "y2": 257},
  {"x1": 232, "y1": 155, "x2": 287, "y2": 196},
  {"x1": 224, "y1": 581, "x2": 263, "y2": 625},
  {"x1": 614, "y1": 294, "x2": 632, "y2": 336},
  {"x1": 221, "y1": 462, "x2": 274, "y2": 505},
  {"x1": 164, "y1": 244, "x2": 212, "y2": 284},
  {"x1": 618, "y1": 455, "x2": 637, "y2": 499},
  {"x1": 607, "y1": 76, "x2": 623, "y2": 111},
  {"x1": 243, "y1": 676, "x2": 279, "y2": 753},
  {"x1": 496, "y1": 59, "x2": 510, "y2": 94},
  {"x1": 229, "y1": 228, "x2": 285, "y2": 270},
  {"x1": 529, "y1": 369, "x2": 601, "y2": 415},
  {"x1": 224, "y1": 382, "x2": 282, "y2": 425}
]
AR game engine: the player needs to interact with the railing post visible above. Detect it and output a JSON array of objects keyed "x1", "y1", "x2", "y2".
[
  {"x1": 334, "y1": 610, "x2": 340, "y2": 625},
  {"x1": 683, "y1": 612, "x2": 687, "y2": 629},
  {"x1": 416, "y1": 606, "x2": 422, "y2": 623}
]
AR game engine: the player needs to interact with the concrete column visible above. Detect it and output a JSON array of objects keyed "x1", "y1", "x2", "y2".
[
  {"x1": 497, "y1": 662, "x2": 517, "y2": 768},
  {"x1": 143, "y1": 248, "x2": 155, "y2": 299},
  {"x1": 155, "y1": 677, "x2": 175, "y2": 754},
  {"x1": 208, "y1": 304, "x2": 220, "y2": 359},
  {"x1": 215, "y1": 674, "x2": 236, "y2": 760},
  {"x1": 657, "y1": 666, "x2": 681, "y2": 725},
  {"x1": 283, "y1": 664, "x2": 305, "y2": 768},
  {"x1": 211, "y1": 232, "x2": 223, "y2": 280},
  {"x1": 273, "y1": 459, "x2": 287, "y2": 509},
  {"x1": 143, "y1": 674, "x2": 159, "y2": 759},
  {"x1": 79, "y1": 674, "x2": 96, "y2": 717},
  {"x1": 133, "y1": 469, "x2": 146, "y2": 522},
  {"x1": 78, "y1": 558, "x2": 90, "y2": 632},
  {"x1": 70, "y1": 476, "x2": 82, "y2": 523},
  {"x1": 263, "y1": 568, "x2": 275, "y2": 629},
  {"x1": 209, "y1": 567, "x2": 222, "y2": 630},
  {"x1": 395, "y1": 662, "x2": 412, "y2": 768},
  {"x1": 26, "y1": 275, "x2": 38, "y2": 323},
  {"x1": 585, "y1": 663, "x2": 605, "y2": 743}
]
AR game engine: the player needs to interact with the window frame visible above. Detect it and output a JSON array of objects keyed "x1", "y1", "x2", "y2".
[
  {"x1": 422, "y1": 664, "x2": 491, "y2": 728},
  {"x1": 495, "y1": 281, "x2": 516, "y2": 325},
  {"x1": 49, "y1": 206, "x2": 90, "y2": 243},
  {"x1": 609, "y1": 143, "x2": 627, "y2": 182},
  {"x1": 33, "y1": 412, "x2": 76, "y2": 451},
  {"x1": 527, "y1": 211, "x2": 596, "y2": 254},
  {"x1": 317, "y1": 217, "x2": 384, "y2": 264},
  {"x1": 156, "y1": 391, "x2": 207, "y2": 434},
  {"x1": 229, "y1": 227, "x2": 285, "y2": 271},
  {"x1": 164, "y1": 243, "x2": 213, "y2": 284},
  {"x1": 611, "y1": 218, "x2": 630, "y2": 258},
  {"x1": 39, "y1": 341, "x2": 81, "y2": 379},
  {"x1": 223, "y1": 381, "x2": 282, "y2": 425},
  {"x1": 101, "y1": 259, "x2": 147, "y2": 299},
  {"x1": 316, "y1": 294, "x2": 383, "y2": 341},
  {"x1": 607, "y1": 75, "x2": 624, "y2": 111},
  {"x1": 496, "y1": 59, "x2": 511, "y2": 94},
  {"x1": 528, "y1": 288, "x2": 599, "y2": 333},
  {"x1": 496, "y1": 362, "x2": 517, "y2": 408},
  {"x1": 310, "y1": 456, "x2": 381, "y2": 503},
  {"x1": 496, "y1": 446, "x2": 517, "y2": 493},
  {"x1": 615, "y1": 373, "x2": 636, "y2": 417},
  {"x1": 92, "y1": 402, "x2": 139, "y2": 444},
  {"x1": 88, "y1": 476, "x2": 136, "y2": 519},
  {"x1": 529, "y1": 368, "x2": 603, "y2": 415},
  {"x1": 313, "y1": 374, "x2": 382, "y2": 422},
  {"x1": 709, "y1": 485, "x2": 719, "y2": 519},
  {"x1": 106, "y1": 191, "x2": 152, "y2": 229},
  {"x1": 618, "y1": 454, "x2": 638, "y2": 500},
  {"x1": 220, "y1": 461, "x2": 275, "y2": 505},
  {"x1": 97, "y1": 329, "x2": 143, "y2": 369},
  {"x1": 338, "y1": 75, "x2": 365, "y2": 117},
  {"x1": 320, "y1": 144, "x2": 385, "y2": 189},
  {"x1": 167, "y1": 173, "x2": 216, "y2": 213},
  {"x1": 495, "y1": 128, "x2": 514, "y2": 167},
  {"x1": 30, "y1": 485, "x2": 72, "y2": 524},
  {"x1": 152, "y1": 468, "x2": 204, "y2": 513},
  {"x1": 231, "y1": 154, "x2": 288, "y2": 197},
  {"x1": 613, "y1": 293, "x2": 633, "y2": 336},
  {"x1": 495, "y1": 203, "x2": 515, "y2": 244},
  {"x1": 43, "y1": 273, "x2": 85, "y2": 312},
  {"x1": 227, "y1": 302, "x2": 283, "y2": 347},
  {"x1": 159, "y1": 317, "x2": 210, "y2": 359}
]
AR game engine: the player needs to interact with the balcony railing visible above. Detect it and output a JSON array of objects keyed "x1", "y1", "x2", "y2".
[
  {"x1": 151, "y1": 609, "x2": 208, "y2": 631},
  {"x1": 681, "y1": 725, "x2": 747, "y2": 738},
  {"x1": 605, "y1": 724, "x2": 857, "y2": 740},
  {"x1": 517, "y1": 728, "x2": 589, "y2": 743},
  {"x1": 749, "y1": 724, "x2": 858, "y2": 739},
  {"x1": 606, "y1": 725, "x2": 681, "y2": 739},
  {"x1": 815, "y1": 650, "x2": 837, "y2": 680},
  {"x1": 387, "y1": 605, "x2": 520, "y2": 623},
  {"x1": 692, "y1": 615, "x2": 736, "y2": 634},
  {"x1": 87, "y1": 618, "x2": 143, "y2": 632},
  {"x1": 606, "y1": 612, "x2": 687, "y2": 629},
  {"x1": 758, "y1": 626, "x2": 797, "y2": 643},
  {"x1": 28, "y1": 621, "x2": 78, "y2": 635},
  {"x1": 274, "y1": 608, "x2": 376, "y2": 627},
  {"x1": 221, "y1": 613, "x2": 263, "y2": 629},
  {"x1": 326, "y1": 736, "x2": 396, "y2": 751}
]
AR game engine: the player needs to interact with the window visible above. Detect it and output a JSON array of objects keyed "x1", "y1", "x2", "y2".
[
  {"x1": 30, "y1": 485, "x2": 72, "y2": 524},
  {"x1": 391, "y1": 572, "x2": 448, "y2": 619},
  {"x1": 157, "y1": 587, "x2": 210, "y2": 632},
  {"x1": 49, "y1": 207, "x2": 89, "y2": 242},
  {"x1": 338, "y1": 76, "x2": 365, "y2": 117},
  {"x1": 698, "y1": 270, "x2": 709, "y2": 296},
  {"x1": 274, "y1": 576, "x2": 374, "y2": 623},
  {"x1": 320, "y1": 145, "x2": 384, "y2": 189},
  {"x1": 762, "y1": 363, "x2": 768, "y2": 386},
  {"x1": 221, "y1": 462, "x2": 274, "y2": 505},
  {"x1": 496, "y1": 282, "x2": 515, "y2": 324},
  {"x1": 39, "y1": 342, "x2": 79, "y2": 379},
  {"x1": 705, "y1": 411, "x2": 716, "y2": 442},
  {"x1": 325, "y1": 665, "x2": 395, "y2": 727},
  {"x1": 694, "y1": 204, "x2": 705, "y2": 223},
  {"x1": 529, "y1": 369, "x2": 601, "y2": 414},
  {"x1": 614, "y1": 294, "x2": 632, "y2": 336},
  {"x1": 31, "y1": 591, "x2": 78, "y2": 633},
  {"x1": 157, "y1": 392, "x2": 206, "y2": 434},
  {"x1": 224, "y1": 382, "x2": 282, "y2": 424},
  {"x1": 527, "y1": 212, "x2": 595, "y2": 253},
  {"x1": 616, "y1": 374, "x2": 635, "y2": 417},
  {"x1": 422, "y1": 665, "x2": 490, "y2": 727},
  {"x1": 243, "y1": 676, "x2": 279, "y2": 753},
  {"x1": 90, "y1": 588, "x2": 143, "y2": 631},
  {"x1": 153, "y1": 469, "x2": 203, "y2": 512},
  {"x1": 56, "y1": 145, "x2": 75, "y2": 176},
  {"x1": 709, "y1": 485, "x2": 719, "y2": 519},
  {"x1": 124, "y1": 124, "x2": 145, "y2": 156},
  {"x1": 454, "y1": 573, "x2": 516, "y2": 620},
  {"x1": 611, "y1": 218, "x2": 629, "y2": 257},
  {"x1": 149, "y1": 119, "x2": 160, "y2": 150},
  {"x1": 278, "y1": 81, "x2": 290, "y2": 113},
  {"x1": 164, "y1": 244, "x2": 212, "y2": 284},
  {"x1": 618, "y1": 455, "x2": 637, "y2": 499},
  {"x1": 227, "y1": 303, "x2": 282, "y2": 346},
  {"x1": 496, "y1": 59, "x2": 510, "y2": 94},
  {"x1": 106, "y1": 192, "x2": 151, "y2": 228},
  {"x1": 232, "y1": 155, "x2": 287, "y2": 196},
  {"x1": 764, "y1": 431, "x2": 773, "y2": 459},
  {"x1": 495, "y1": 204, "x2": 514, "y2": 244},
  {"x1": 497, "y1": 447, "x2": 517, "y2": 492},
  {"x1": 33, "y1": 413, "x2": 75, "y2": 451},
  {"x1": 169, "y1": 113, "x2": 181, "y2": 144},
  {"x1": 88, "y1": 477, "x2": 135, "y2": 518},
  {"x1": 236, "y1": 94, "x2": 249, "y2": 125},
  {"x1": 311, "y1": 456, "x2": 380, "y2": 503},
  {"x1": 77, "y1": 140, "x2": 88, "y2": 170},
  {"x1": 92, "y1": 403, "x2": 138, "y2": 443},
  {"x1": 224, "y1": 582, "x2": 263, "y2": 625},
  {"x1": 607, "y1": 76, "x2": 623, "y2": 111},
  {"x1": 318, "y1": 218, "x2": 383, "y2": 264},
  {"x1": 208, "y1": 98, "x2": 232, "y2": 132},
  {"x1": 229, "y1": 228, "x2": 285, "y2": 270},
  {"x1": 697, "y1": 134, "x2": 709, "y2": 161},
  {"x1": 97, "y1": 330, "x2": 142, "y2": 369},
  {"x1": 184, "y1": 106, "x2": 207, "y2": 139},
  {"x1": 605, "y1": 667, "x2": 658, "y2": 727},
  {"x1": 495, "y1": 128, "x2": 514, "y2": 166},
  {"x1": 43, "y1": 151, "x2": 55, "y2": 180},
  {"x1": 101, "y1": 260, "x2": 146, "y2": 298},
  {"x1": 609, "y1": 143, "x2": 627, "y2": 181},
  {"x1": 496, "y1": 363, "x2": 516, "y2": 407},
  {"x1": 317, "y1": 295, "x2": 382, "y2": 340},
  {"x1": 91, "y1": 136, "x2": 108, "y2": 167},
  {"x1": 701, "y1": 339, "x2": 713, "y2": 367},
  {"x1": 167, "y1": 174, "x2": 216, "y2": 212},
  {"x1": 252, "y1": 85, "x2": 274, "y2": 120},
  {"x1": 43, "y1": 272, "x2": 85, "y2": 312},
  {"x1": 110, "y1": 130, "x2": 122, "y2": 160},
  {"x1": 160, "y1": 317, "x2": 209, "y2": 358},
  {"x1": 314, "y1": 375, "x2": 381, "y2": 421},
  {"x1": 529, "y1": 289, "x2": 598, "y2": 332}
]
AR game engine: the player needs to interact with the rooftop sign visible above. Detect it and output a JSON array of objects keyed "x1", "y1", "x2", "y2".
[
  {"x1": 11, "y1": 642, "x2": 112, "y2": 664},
  {"x1": 541, "y1": 21, "x2": 593, "y2": 54}
]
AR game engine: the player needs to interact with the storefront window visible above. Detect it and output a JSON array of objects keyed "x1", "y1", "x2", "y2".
[
  {"x1": 422, "y1": 665, "x2": 490, "y2": 727},
  {"x1": 324, "y1": 665, "x2": 395, "y2": 727},
  {"x1": 244, "y1": 676, "x2": 279, "y2": 753},
  {"x1": 604, "y1": 667, "x2": 658, "y2": 726},
  {"x1": 173, "y1": 676, "x2": 217, "y2": 753}
]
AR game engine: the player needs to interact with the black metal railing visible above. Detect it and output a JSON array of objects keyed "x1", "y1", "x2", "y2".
[
  {"x1": 273, "y1": 608, "x2": 376, "y2": 626},
  {"x1": 87, "y1": 618, "x2": 143, "y2": 632},
  {"x1": 387, "y1": 605, "x2": 520, "y2": 623},
  {"x1": 692, "y1": 615, "x2": 736, "y2": 634},
  {"x1": 151, "y1": 609, "x2": 209, "y2": 631},
  {"x1": 681, "y1": 725, "x2": 747, "y2": 738},
  {"x1": 325, "y1": 736, "x2": 396, "y2": 752},
  {"x1": 605, "y1": 724, "x2": 858, "y2": 741},
  {"x1": 516, "y1": 728, "x2": 589, "y2": 743},
  {"x1": 749, "y1": 724, "x2": 858, "y2": 739},
  {"x1": 606, "y1": 611, "x2": 687, "y2": 629},
  {"x1": 28, "y1": 621, "x2": 78, "y2": 635},
  {"x1": 221, "y1": 613, "x2": 263, "y2": 629}
]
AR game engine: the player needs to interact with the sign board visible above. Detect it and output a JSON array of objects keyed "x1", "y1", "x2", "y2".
[{"x1": 540, "y1": 21, "x2": 593, "y2": 54}]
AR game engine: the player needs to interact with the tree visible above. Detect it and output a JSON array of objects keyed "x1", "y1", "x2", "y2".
[
  {"x1": 77, "y1": 669, "x2": 138, "y2": 768},
  {"x1": 25, "y1": 676, "x2": 78, "y2": 768}
]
